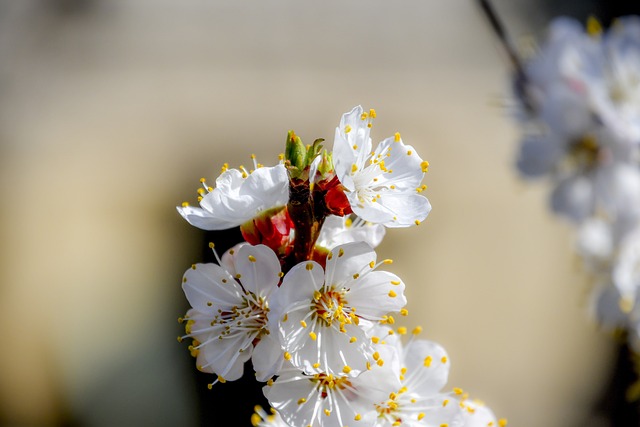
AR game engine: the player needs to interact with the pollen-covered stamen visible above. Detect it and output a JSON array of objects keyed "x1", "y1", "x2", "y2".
[
  {"x1": 310, "y1": 373, "x2": 352, "y2": 398},
  {"x1": 311, "y1": 285, "x2": 353, "y2": 329},
  {"x1": 187, "y1": 292, "x2": 270, "y2": 349}
]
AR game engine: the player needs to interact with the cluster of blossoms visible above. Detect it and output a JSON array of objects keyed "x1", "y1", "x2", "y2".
[
  {"x1": 177, "y1": 106, "x2": 503, "y2": 426},
  {"x1": 512, "y1": 17, "x2": 640, "y2": 346}
]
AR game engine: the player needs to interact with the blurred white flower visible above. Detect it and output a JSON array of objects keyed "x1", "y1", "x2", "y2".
[{"x1": 332, "y1": 106, "x2": 431, "y2": 228}]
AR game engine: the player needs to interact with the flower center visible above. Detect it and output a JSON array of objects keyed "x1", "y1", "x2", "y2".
[
  {"x1": 568, "y1": 134, "x2": 600, "y2": 169},
  {"x1": 311, "y1": 286, "x2": 353, "y2": 328},
  {"x1": 212, "y1": 292, "x2": 269, "y2": 341},
  {"x1": 310, "y1": 373, "x2": 352, "y2": 399}
]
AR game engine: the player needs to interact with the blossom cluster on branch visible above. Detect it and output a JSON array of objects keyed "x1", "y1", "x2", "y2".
[
  {"x1": 512, "y1": 17, "x2": 640, "y2": 345},
  {"x1": 176, "y1": 106, "x2": 502, "y2": 427}
]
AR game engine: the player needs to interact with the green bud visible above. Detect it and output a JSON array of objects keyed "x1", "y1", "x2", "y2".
[
  {"x1": 285, "y1": 130, "x2": 306, "y2": 176},
  {"x1": 304, "y1": 138, "x2": 324, "y2": 168},
  {"x1": 317, "y1": 149, "x2": 334, "y2": 177}
]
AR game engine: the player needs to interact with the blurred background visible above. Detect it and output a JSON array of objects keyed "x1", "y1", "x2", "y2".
[{"x1": 1, "y1": 0, "x2": 638, "y2": 426}]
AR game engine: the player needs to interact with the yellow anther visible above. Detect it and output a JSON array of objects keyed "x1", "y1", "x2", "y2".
[
  {"x1": 424, "y1": 356, "x2": 432, "y2": 367},
  {"x1": 207, "y1": 383, "x2": 213, "y2": 390},
  {"x1": 351, "y1": 164, "x2": 358, "y2": 173},
  {"x1": 284, "y1": 352, "x2": 292, "y2": 361},
  {"x1": 191, "y1": 264, "x2": 197, "y2": 270},
  {"x1": 324, "y1": 409, "x2": 331, "y2": 416},
  {"x1": 278, "y1": 153, "x2": 284, "y2": 161},
  {"x1": 345, "y1": 125, "x2": 352, "y2": 133},
  {"x1": 415, "y1": 220, "x2": 421, "y2": 226},
  {"x1": 361, "y1": 112, "x2": 368, "y2": 120},
  {"x1": 369, "y1": 109, "x2": 376, "y2": 118},
  {"x1": 349, "y1": 336, "x2": 357, "y2": 343},
  {"x1": 390, "y1": 280, "x2": 401, "y2": 286},
  {"x1": 353, "y1": 144, "x2": 358, "y2": 150},
  {"x1": 400, "y1": 308, "x2": 409, "y2": 316},
  {"x1": 181, "y1": 202, "x2": 189, "y2": 207},
  {"x1": 377, "y1": 359, "x2": 384, "y2": 366},
  {"x1": 394, "y1": 132, "x2": 401, "y2": 142},
  {"x1": 313, "y1": 363, "x2": 320, "y2": 368},
  {"x1": 218, "y1": 376, "x2": 226, "y2": 383},
  {"x1": 300, "y1": 320, "x2": 307, "y2": 328},
  {"x1": 251, "y1": 413, "x2": 261, "y2": 427},
  {"x1": 368, "y1": 261, "x2": 375, "y2": 269},
  {"x1": 443, "y1": 399, "x2": 449, "y2": 407},
  {"x1": 387, "y1": 315, "x2": 395, "y2": 324},
  {"x1": 354, "y1": 414, "x2": 362, "y2": 421},
  {"x1": 417, "y1": 413, "x2": 425, "y2": 420},
  {"x1": 441, "y1": 356, "x2": 448, "y2": 363},
  {"x1": 383, "y1": 259, "x2": 393, "y2": 264},
  {"x1": 199, "y1": 177, "x2": 206, "y2": 183},
  {"x1": 353, "y1": 273, "x2": 360, "y2": 279},
  {"x1": 373, "y1": 352, "x2": 380, "y2": 361},
  {"x1": 282, "y1": 313, "x2": 288, "y2": 322},
  {"x1": 371, "y1": 336, "x2": 380, "y2": 343},
  {"x1": 441, "y1": 424, "x2": 448, "y2": 427},
  {"x1": 208, "y1": 186, "x2": 214, "y2": 192},
  {"x1": 267, "y1": 379, "x2": 274, "y2": 386},
  {"x1": 421, "y1": 160, "x2": 429, "y2": 172},
  {"x1": 498, "y1": 419, "x2": 508, "y2": 427},
  {"x1": 197, "y1": 196, "x2": 203, "y2": 202},
  {"x1": 309, "y1": 332, "x2": 317, "y2": 341},
  {"x1": 306, "y1": 262, "x2": 314, "y2": 270},
  {"x1": 407, "y1": 150, "x2": 412, "y2": 155},
  {"x1": 343, "y1": 365, "x2": 352, "y2": 374},
  {"x1": 587, "y1": 16, "x2": 602, "y2": 36},
  {"x1": 453, "y1": 387, "x2": 463, "y2": 395},
  {"x1": 412, "y1": 326, "x2": 422, "y2": 335},
  {"x1": 366, "y1": 361, "x2": 372, "y2": 370},
  {"x1": 248, "y1": 255, "x2": 256, "y2": 262},
  {"x1": 339, "y1": 249, "x2": 345, "y2": 257},
  {"x1": 297, "y1": 398, "x2": 307, "y2": 405},
  {"x1": 397, "y1": 327, "x2": 407, "y2": 335},
  {"x1": 313, "y1": 291, "x2": 322, "y2": 301}
]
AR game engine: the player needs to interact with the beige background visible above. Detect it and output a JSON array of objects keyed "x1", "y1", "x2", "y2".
[{"x1": 0, "y1": 1, "x2": 614, "y2": 426}]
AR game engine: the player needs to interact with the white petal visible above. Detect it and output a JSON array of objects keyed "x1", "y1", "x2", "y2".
[
  {"x1": 182, "y1": 263, "x2": 242, "y2": 311},
  {"x1": 270, "y1": 261, "x2": 324, "y2": 323},
  {"x1": 252, "y1": 333, "x2": 285, "y2": 381},
  {"x1": 176, "y1": 205, "x2": 240, "y2": 230},
  {"x1": 402, "y1": 340, "x2": 450, "y2": 395},
  {"x1": 195, "y1": 333, "x2": 253, "y2": 381},
  {"x1": 347, "y1": 271, "x2": 407, "y2": 319},
  {"x1": 325, "y1": 242, "x2": 376, "y2": 289},
  {"x1": 235, "y1": 244, "x2": 282, "y2": 297}
]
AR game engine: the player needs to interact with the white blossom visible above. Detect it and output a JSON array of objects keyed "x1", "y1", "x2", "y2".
[
  {"x1": 177, "y1": 162, "x2": 289, "y2": 230},
  {"x1": 333, "y1": 106, "x2": 431, "y2": 228},
  {"x1": 270, "y1": 242, "x2": 407, "y2": 376},
  {"x1": 180, "y1": 243, "x2": 284, "y2": 382}
]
